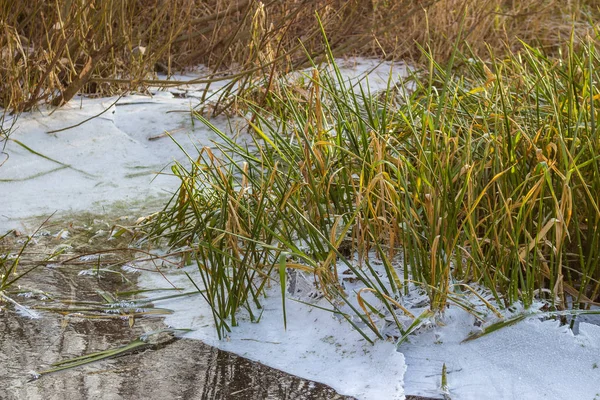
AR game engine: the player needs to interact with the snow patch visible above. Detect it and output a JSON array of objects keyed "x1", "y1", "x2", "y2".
[{"x1": 138, "y1": 265, "x2": 407, "y2": 400}]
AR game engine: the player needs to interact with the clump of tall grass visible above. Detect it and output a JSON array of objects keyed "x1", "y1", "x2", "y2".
[
  {"x1": 146, "y1": 29, "x2": 600, "y2": 341},
  {"x1": 388, "y1": 34, "x2": 600, "y2": 314}
]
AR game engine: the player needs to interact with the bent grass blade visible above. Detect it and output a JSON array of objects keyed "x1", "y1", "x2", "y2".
[{"x1": 32, "y1": 328, "x2": 192, "y2": 379}]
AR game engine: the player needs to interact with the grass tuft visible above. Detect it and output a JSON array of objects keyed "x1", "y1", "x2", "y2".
[{"x1": 144, "y1": 26, "x2": 600, "y2": 341}]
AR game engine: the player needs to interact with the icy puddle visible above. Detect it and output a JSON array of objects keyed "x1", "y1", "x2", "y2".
[{"x1": 0, "y1": 230, "x2": 353, "y2": 400}]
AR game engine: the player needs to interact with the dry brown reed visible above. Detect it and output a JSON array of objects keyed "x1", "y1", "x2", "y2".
[{"x1": 0, "y1": 0, "x2": 597, "y2": 112}]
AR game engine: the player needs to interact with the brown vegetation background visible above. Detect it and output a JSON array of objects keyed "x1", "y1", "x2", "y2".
[{"x1": 1, "y1": 0, "x2": 598, "y2": 111}]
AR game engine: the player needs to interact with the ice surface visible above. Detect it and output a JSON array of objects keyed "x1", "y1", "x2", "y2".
[
  {"x1": 138, "y1": 265, "x2": 407, "y2": 400},
  {"x1": 0, "y1": 94, "x2": 239, "y2": 231},
  {"x1": 402, "y1": 307, "x2": 600, "y2": 400}
]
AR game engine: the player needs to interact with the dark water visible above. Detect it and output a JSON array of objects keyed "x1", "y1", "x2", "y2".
[
  {"x1": 0, "y1": 222, "x2": 435, "y2": 400},
  {"x1": 0, "y1": 262, "x2": 353, "y2": 400}
]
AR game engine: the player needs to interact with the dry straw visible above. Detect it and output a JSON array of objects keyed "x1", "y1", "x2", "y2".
[{"x1": 1, "y1": 0, "x2": 597, "y2": 112}]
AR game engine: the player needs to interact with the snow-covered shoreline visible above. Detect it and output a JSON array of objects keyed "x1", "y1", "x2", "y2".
[
  {"x1": 135, "y1": 256, "x2": 600, "y2": 400},
  {"x1": 138, "y1": 264, "x2": 407, "y2": 400},
  {"x1": 3, "y1": 59, "x2": 599, "y2": 400}
]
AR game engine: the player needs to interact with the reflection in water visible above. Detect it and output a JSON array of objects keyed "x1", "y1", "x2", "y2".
[{"x1": 0, "y1": 265, "x2": 352, "y2": 400}]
